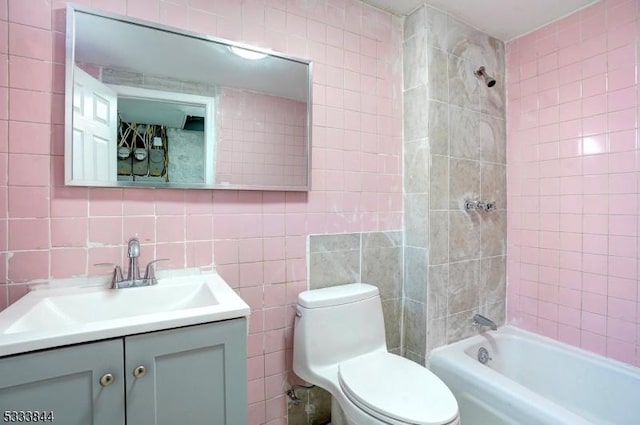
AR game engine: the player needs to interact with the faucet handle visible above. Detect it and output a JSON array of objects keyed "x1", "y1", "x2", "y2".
[
  {"x1": 464, "y1": 200, "x2": 478, "y2": 211},
  {"x1": 94, "y1": 263, "x2": 124, "y2": 288},
  {"x1": 144, "y1": 258, "x2": 169, "y2": 283},
  {"x1": 127, "y1": 237, "x2": 140, "y2": 258}
]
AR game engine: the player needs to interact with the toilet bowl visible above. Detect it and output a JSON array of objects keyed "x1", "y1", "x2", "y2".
[{"x1": 293, "y1": 283, "x2": 459, "y2": 425}]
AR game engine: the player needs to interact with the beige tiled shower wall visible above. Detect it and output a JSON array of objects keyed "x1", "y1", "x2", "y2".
[{"x1": 403, "y1": 5, "x2": 507, "y2": 364}]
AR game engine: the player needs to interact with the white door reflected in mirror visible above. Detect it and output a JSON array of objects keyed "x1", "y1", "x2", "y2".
[{"x1": 72, "y1": 66, "x2": 117, "y2": 182}]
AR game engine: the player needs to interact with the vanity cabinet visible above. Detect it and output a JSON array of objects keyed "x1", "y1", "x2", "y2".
[
  {"x1": 0, "y1": 318, "x2": 247, "y2": 425},
  {"x1": 125, "y1": 318, "x2": 247, "y2": 425},
  {"x1": 0, "y1": 339, "x2": 125, "y2": 425}
]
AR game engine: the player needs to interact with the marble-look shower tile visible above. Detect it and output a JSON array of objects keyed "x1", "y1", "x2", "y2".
[
  {"x1": 449, "y1": 210, "x2": 481, "y2": 262},
  {"x1": 309, "y1": 249, "x2": 360, "y2": 289},
  {"x1": 389, "y1": 347, "x2": 402, "y2": 356},
  {"x1": 449, "y1": 105, "x2": 480, "y2": 160},
  {"x1": 446, "y1": 309, "x2": 478, "y2": 343},
  {"x1": 479, "y1": 255, "x2": 507, "y2": 306},
  {"x1": 404, "y1": 138, "x2": 430, "y2": 194},
  {"x1": 404, "y1": 246, "x2": 427, "y2": 302},
  {"x1": 481, "y1": 300, "x2": 506, "y2": 327},
  {"x1": 362, "y1": 231, "x2": 402, "y2": 249},
  {"x1": 429, "y1": 211, "x2": 449, "y2": 265},
  {"x1": 448, "y1": 259, "x2": 480, "y2": 314},
  {"x1": 404, "y1": 4, "x2": 425, "y2": 41},
  {"x1": 446, "y1": 17, "x2": 502, "y2": 73},
  {"x1": 480, "y1": 162, "x2": 506, "y2": 208},
  {"x1": 449, "y1": 158, "x2": 480, "y2": 210},
  {"x1": 403, "y1": 31, "x2": 427, "y2": 90},
  {"x1": 405, "y1": 194, "x2": 429, "y2": 248},
  {"x1": 426, "y1": 316, "x2": 447, "y2": 356},
  {"x1": 362, "y1": 249, "x2": 402, "y2": 299},
  {"x1": 308, "y1": 232, "x2": 361, "y2": 289},
  {"x1": 404, "y1": 350, "x2": 425, "y2": 366},
  {"x1": 429, "y1": 154, "x2": 449, "y2": 210},
  {"x1": 425, "y1": 6, "x2": 448, "y2": 51},
  {"x1": 428, "y1": 100, "x2": 449, "y2": 155},
  {"x1": 480, "y1": 72, "x2": 506, "y2": 118},
  {"x1": 309, "y1": 233, "x2": 359, "y2": 253},
  {"x1": 479, "y1": 114, "x2": 506, "y2": 164},
  {"x1": 428, "y1": 264, "x2": 448, "y2": 319},
  {"x1": 446, "y1": 16, "x2": 483, "y2": 57},
  {"x1": 427, "y1": 47, "x2": 448, "y2": 102},
  {"x1": 362, "y1": 244, "x2": 402, "y2": 300},
  {"x1": 481, "y1": 211, "x2": 506, "y2": 257},
  {"x1": 489, "y1": 37, "x2": 505, "y2": 73},
  {"x1": 382, "y1": 298, "x2": 402, "y2": 351},
  {"x1": 448, "y1": 54, "x2": 481, "y2": 112},
  {"x1": 401, "y1": 2, "x2": 507, "y2": 353},
  {"x1": 404, "y1": 298, "x2": 427, "y2": 358},
  {"x1": 403, "y1": 85, "x2": 429, "y2": 142}
]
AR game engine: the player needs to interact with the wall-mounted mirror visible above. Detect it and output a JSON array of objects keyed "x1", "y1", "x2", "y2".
[{"x1": 65, "y1": 5, "x2": 312, "y2": 191}]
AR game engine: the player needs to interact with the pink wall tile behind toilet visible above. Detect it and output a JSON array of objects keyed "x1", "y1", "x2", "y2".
[
  {"x1": 507, "y1": 0, "x2": 640, "y2": 367},
  {"x1": 0, "y1": 0, "x2": 403, "y2": 423}
]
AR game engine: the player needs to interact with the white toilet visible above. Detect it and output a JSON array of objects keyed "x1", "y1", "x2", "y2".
[{"x1": 293, "y1": 283, "x2": 460, "y2": 425}]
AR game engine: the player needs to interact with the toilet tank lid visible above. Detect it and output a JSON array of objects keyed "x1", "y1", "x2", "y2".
[{"x1": 298, "y1": 283, "x2": 379, "y2": 308}]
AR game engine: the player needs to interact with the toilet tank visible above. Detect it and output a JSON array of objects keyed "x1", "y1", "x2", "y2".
[{"x1": 293, "y1": 283, "x2": 387, "y2": 379}]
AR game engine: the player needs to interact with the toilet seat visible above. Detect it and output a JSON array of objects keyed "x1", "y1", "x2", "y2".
[{"x1": 338, "y1": 352, "x2": 459, "y2": 425}]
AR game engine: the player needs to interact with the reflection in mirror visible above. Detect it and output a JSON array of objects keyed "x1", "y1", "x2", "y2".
[{"x1": 66, "y1": 5, "x2": 312, "y2": 191}]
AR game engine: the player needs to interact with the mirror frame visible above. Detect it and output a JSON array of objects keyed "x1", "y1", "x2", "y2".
[{"x1": 65, "y1": 4, "x2": 313, "y2": 191}]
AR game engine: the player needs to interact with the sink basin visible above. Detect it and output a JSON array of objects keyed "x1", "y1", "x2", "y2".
[
  {"x1": 5, "y1": 280, "x2": 219, "y2": 334},
  {"x1": 0, "y1": 272, "x2": 249, "y2": 356}
]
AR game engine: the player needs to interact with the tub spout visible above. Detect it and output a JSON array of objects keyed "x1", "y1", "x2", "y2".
[{"x1": 473, "y1": 314, "x2": 497, "y2": 331}]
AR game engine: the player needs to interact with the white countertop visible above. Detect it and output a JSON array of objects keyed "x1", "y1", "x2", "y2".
[{"x1": 0, "y1": 271, "x2": 250, "y2": 357}]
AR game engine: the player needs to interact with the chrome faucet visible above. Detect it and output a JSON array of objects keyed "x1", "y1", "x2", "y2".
[
  {"x1": 95, "y1": 237, "x2": 168, "y2": 289},
  {"x1": 472, "y1": 314, "x2": 497, "y2": 331},
  {"x1": 127, "y1": 237, "x2": 141, "y2": 281}
]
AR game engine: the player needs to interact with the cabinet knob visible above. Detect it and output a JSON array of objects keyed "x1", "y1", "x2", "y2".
[
  {"x1": 133, "y1": 365, "x2": 147, "y2": 379},
  {"x1": 99, "y1": 373, "x2": 115, "y2": 387}
]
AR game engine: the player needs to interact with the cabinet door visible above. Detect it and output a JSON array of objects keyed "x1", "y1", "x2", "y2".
[
  {"x1": 0, "y1": 339, "x2": 125, "y2": 425},
  {"x1": 125, "y1": 319, "x2": 247, "y2": 425}
]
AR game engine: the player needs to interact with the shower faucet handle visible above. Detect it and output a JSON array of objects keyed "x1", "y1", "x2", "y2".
[
  {"x1": 464, "y1": 200, "x2": 478, "y2": 211},
  {"x1": 464, "y1": 199, "x2": 497, "y2": 212}
]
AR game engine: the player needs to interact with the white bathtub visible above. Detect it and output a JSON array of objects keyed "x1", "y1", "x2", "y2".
[{"x1": 429, "y1": 326, "x2": 640, "y2": 425}]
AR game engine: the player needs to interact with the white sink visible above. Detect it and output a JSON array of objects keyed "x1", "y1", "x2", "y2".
[{"x1": 0, "y1": 272, "x2": 249, "y2": 357}]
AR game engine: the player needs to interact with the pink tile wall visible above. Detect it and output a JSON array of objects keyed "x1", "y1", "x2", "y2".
[
  {"x1": 506, "y1": 0, "x2": 640, "y2": 367},
  {"x1": 0, "y1": 1, "x2": 403, "y2": 423},
  {"x1": 216, "y1": 88, "x2": 307, "y2": 187}
]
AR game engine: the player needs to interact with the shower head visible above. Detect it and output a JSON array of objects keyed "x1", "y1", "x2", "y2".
[{"x1": 475, "y1": 66, "x2": 496, "y2": 87}]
